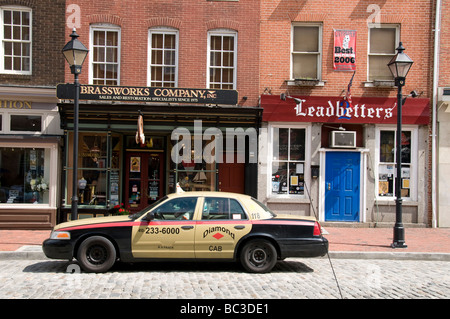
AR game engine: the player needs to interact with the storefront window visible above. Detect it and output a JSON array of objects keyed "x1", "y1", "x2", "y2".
[
  {"x1": 0, "y1": 147, "x2": 49, "y2": 204},
  {"x1": 65, "y1": 132, "x2": 122, "y2": 208},
  {"x1": 378, "y1": 130, "x2": 412, "y2": 198},
  {"x1": 271, "y1": 127, "x2": 306, "y2": 195},
  {"x1": 169, "y1": 136, "x2": 217, "y2": 193}
]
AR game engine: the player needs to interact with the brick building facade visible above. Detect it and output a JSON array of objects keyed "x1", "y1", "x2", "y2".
[
  {"x1": 0, "y1": 0, "x2": 65, "y2": 228},
  {"x1": 257, "y1": 0, "x2": 434, "y2": 227},
  {"x1": 58, "y1": 0, "x2": 262, "y2": 221}
]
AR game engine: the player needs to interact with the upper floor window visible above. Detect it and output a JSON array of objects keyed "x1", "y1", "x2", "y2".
[
  {"x1": 207, "y1": 29, "x2": 237, "y2": 90},
  {"x1": 291, "y1": 24, "x2": 322, "y2": 80},
  {"x1": 148, "y1": 27, "x2": 178, "y2": 87},
  {"x1": 90, "y1": 24, "x2": 120, "y2": 85},
  {"x1": 368, "y1": 25, "x2": 399, "y2": 81},
  {"x1": 0, "y1": 6, "x2": 32, "y2": 74}
]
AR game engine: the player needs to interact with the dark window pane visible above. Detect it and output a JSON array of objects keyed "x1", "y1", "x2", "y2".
[{"x1": 10, "y1": 115, "x2": 41, "y2": 131}]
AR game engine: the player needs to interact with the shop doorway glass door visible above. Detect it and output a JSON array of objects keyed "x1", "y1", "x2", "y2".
[
  {"x1": 325, "y1": 152, "x2": 360, "y2": 221},
  {"x1": 125, "y1": 152, "x2": 164, "y2": 213}
]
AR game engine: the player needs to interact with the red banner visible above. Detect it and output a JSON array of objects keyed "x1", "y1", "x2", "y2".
[
  {"x1": 334, "y1": 30, "x2": 357, "y2": 71},
  {"x1": 261, "y1": 95, "x2": 430, "y2": 125}
]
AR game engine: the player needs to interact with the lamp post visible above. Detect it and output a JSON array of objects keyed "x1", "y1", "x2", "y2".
[
  {"x1": 62, "y1": 29, "x2": 89, "y2": 221},
  {"x1": 387, "y1": 42, "x2": 413, "y2": 248}
]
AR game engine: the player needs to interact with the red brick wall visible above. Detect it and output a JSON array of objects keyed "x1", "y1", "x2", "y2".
[
  {"x1": 260, "y1": 0, "x2": 434, "y2": 99},
  {"x1": 65, "y1": 0, "x2": 260, "y2": 106},
  {"x1": 0, "y1": 0, "x2": 66, "y2": 86},
  {"x1": 439, "y1": 0, "x2": 450, "y2": 87}
]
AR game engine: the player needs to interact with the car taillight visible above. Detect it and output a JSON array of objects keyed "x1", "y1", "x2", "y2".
[{"x1": 313, "y1": 221, "x2": 321, "y2": 236}]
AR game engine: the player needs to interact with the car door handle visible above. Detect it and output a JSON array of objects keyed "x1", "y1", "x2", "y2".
[
  {"x1": 234, "y1": 225, "x2": 246, "y2": 230},
  {"x1": 181, "y1": 225, "x2": 194, "y2": 230}
]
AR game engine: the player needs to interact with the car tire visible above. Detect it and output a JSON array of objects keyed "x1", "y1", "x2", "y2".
[
  {"x1": 77, "y1": 236, "x2": 116, "y2": 273},
  {"x1": 240, "y1": 239, "x2": 277, "y2": 273}
]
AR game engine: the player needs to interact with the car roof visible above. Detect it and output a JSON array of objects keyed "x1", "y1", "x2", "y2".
[{"x1": 166, "y1": 191, "x2": 251, "y2": 201}]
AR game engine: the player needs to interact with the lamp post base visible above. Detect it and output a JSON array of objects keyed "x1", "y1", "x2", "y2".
[{"x1": 391, "y1": 225, "x2": 407, "y2": 249}]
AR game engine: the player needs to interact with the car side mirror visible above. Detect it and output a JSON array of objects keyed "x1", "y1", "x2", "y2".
[{"x1": 142, "y1": 212, "x2": 155, "y2": 221}]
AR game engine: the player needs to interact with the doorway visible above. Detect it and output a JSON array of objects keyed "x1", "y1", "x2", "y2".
[
  {"x1": 324, "y1": 151, "x2": 360, "y2": 221},
  {"x1": 125, "y1": 152, "x2": 164, "y2": 212}
]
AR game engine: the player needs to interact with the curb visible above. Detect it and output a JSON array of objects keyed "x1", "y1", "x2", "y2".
[
  {"x1": 0, "y1": 246, "x2": 48, "y2": 260},
  {"x1": 1, "y1": 245, "x2": 450, "y2": 262},
  {"x1": 327, "y1": 251, "x2": 450, "y2": 262}
]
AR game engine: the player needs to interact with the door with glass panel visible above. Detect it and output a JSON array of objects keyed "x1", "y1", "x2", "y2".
[{"x1": 125, "y1": 152, "x2": 164, "y2": 213}]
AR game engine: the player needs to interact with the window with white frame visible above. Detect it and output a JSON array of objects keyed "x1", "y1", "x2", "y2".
[
  {"x1": 90, "y1": 25, "x2": 120, "y2": 85},
  {"x1": 377, "y1": 127, "x2": 416, "y2": 199},
  {"x1": 0, "y1": 6, "x2": 32, "y2": 74},
  {"x1": 207, "y1": 29, "x2": 237, "y2": 90},
  {"x1": 368, "y1": 25, "x2": 399, "y2": 81},
  {"x1": 291, "y1": 24, "x2": 322, "y2": 80},
  {"x1": 270, "y1": 126, "x2": 308, "y2": 196},
  {"x1": 148, "y1": 27, "x2": 178, "y2": 87}
]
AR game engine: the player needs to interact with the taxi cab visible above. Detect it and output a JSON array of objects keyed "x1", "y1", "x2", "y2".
[{"x1": 43, "y1": 192, "x2": 328, "y2": 273}]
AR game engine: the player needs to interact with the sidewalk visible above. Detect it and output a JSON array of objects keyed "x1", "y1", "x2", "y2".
[{"x1": 0, "y1": 227, "x2": 449, "y2": 260}]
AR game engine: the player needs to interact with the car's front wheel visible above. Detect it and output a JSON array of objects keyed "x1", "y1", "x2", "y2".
[
  {"x1": 77, "y1": 236, "x2": 116, "y2": 273},
  {"x1": 240, "y1": 239, "x2": 277, "y2": 273}
]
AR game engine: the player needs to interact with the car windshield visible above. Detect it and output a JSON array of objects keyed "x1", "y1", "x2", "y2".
[
  {"x1": 129, "y1": 196, "x2": 168, "y2": 220},
  {"x1": 250, "y1": 197, "x2": 277, "y2": 219}
]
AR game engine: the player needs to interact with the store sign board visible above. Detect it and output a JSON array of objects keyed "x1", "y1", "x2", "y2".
[
  {"x1": 0, "y1": 100, "x2": 32, "y2": 109},
  {"x1": 57, "y1": 84, "x2": 238, "y2": 105},
  {"x1": 261, "y1": 95, "x2": 430, "y2": 125}
]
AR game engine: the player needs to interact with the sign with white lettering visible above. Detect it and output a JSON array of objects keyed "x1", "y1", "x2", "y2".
[
  {"x1": 261, "y1": 95, "x2": 430, "y2": 125},
  {"x1": 57, "y1": 84, "x2": 238, "y2": 105}
]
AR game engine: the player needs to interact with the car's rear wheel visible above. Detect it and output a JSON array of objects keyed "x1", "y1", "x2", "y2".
[
  {"x1": 240, "y1": 239, "x2": 277, "y2": 273},
  {"x1": 77, "y1": 236, "x2": 116, "y2": 273}
]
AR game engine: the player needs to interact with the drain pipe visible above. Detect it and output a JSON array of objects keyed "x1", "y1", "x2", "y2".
[{"x1": 432, "y1": 0, "x2": 442, "y2": 228}]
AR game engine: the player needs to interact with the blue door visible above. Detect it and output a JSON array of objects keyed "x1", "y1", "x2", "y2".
[{"x1": 325, "y1": 152, "x2": 360, "y2": 221}]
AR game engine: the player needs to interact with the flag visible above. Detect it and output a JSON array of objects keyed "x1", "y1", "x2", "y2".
[{"x1": 344, "y1": 71, "x2": 355, "y2": 108}]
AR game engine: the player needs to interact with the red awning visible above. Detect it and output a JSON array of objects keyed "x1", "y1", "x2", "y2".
[{"x1": 261, "y1": 95, "x2": 430, "y2": 125}]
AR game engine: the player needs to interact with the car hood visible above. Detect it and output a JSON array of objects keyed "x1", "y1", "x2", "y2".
[{"x1": 53, "y1": 215, "x2": 131, "y2": 231}]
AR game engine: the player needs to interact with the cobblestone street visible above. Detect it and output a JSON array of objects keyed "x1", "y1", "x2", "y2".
[{"x1": 0, "y1": 258, "x2": 448, "y2": 300}]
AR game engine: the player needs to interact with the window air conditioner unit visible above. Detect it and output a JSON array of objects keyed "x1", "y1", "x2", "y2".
[{"x1": 330, "y1": 131, "x2": 356, "y2": 148}]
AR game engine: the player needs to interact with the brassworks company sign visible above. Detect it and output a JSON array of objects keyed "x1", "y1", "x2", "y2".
[{"x1": 57, "y1": 84, "x2": 238, "y2": 105}]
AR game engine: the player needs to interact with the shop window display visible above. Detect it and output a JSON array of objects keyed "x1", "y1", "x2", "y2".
[
  {"x1": 65, "y1": 132, "x2": 122, "y2": 208},
  {"x1": 271, "y1": 128, "x2": 306, "y2": 195},
  {"x1": 378, "y1": 130, "x2": 411, "y2": 198},
  {"x1": 0, "y1": 147, "x2": 49, "y2": 204}
]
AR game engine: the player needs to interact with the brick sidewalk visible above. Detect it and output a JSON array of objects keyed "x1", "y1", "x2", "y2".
[
  {"x1": 0, "y1": 227, "x2": 450, "y2": 253},
  {"x1": 0, "y1": 230, "x2": 51, "y2": 251},
  {"x1": 323, "y1": 227, "x2": 450, "y2": 253}
]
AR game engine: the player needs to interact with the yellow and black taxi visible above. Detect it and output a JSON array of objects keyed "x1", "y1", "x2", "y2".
[{"x1": 43, "y1": 192, "x2": 328, "y2": 273}]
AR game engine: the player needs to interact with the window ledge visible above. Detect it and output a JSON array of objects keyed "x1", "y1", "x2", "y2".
[
  {"x1": 286, "y1": 79, "x2": 326, "y2": 87},
  {"x1": 267, "y1": 196, "x2": 310, "y2": 204},
  {"x1": 364, "y1": 80, "x2": 395, "y2": 88},
  {"x1": 374, "y1": 199, "x2": 419, "y2": 206}
]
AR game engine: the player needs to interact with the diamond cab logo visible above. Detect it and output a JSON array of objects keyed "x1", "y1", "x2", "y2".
[
  {"x1": 213, "y1": 233, "x2": 224, "y2": 240},
  {"x1": 203, "y1": 226, "x2": 235, "y2": 240}
]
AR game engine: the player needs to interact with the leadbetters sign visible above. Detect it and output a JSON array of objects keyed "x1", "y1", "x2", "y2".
[{"x1": 57, "y1": 84, "x2": 238, "y2": 105}]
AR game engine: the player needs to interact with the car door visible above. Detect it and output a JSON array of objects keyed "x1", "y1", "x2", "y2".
[
  {"x1": 131, "y1": 197, "x2": 198, "y2": 258},
  {"x1": 195, "y1": 196, "x2": 252, "y2": 259}
]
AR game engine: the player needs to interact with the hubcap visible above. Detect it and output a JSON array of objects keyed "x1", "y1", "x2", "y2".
[
  {"x1": 250, "y1": 247, "x2": 268, "y2": 266},
  {"x1": 86, "y1": 245, "x2": 107, "y2": 265}
]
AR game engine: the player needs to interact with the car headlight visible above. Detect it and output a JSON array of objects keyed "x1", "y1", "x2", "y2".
[{"x1": 50, "y1": 231, "x2": 71, "y2": 240}]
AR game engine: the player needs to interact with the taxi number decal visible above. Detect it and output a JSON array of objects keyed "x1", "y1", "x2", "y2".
[{"x1": 144, "y1": 227, "x2": 180, "y2": 235}]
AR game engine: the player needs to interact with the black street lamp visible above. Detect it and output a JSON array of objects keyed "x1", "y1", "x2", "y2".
[
  {"x1": 387, "y1": 42, "x2": 413, "y2": 248},
  {"x1": 62, "y1": 29, "x2": 89, "y2": 221}
]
